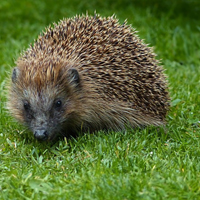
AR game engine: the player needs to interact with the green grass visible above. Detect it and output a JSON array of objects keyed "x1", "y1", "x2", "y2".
[{"x1": 0, "y1": 0, "x2": 200, "y2": 199}]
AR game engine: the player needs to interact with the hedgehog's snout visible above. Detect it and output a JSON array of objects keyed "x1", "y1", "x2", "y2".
[{"x1": 34, "y1": 129, "x2": 48, "y2": 141}]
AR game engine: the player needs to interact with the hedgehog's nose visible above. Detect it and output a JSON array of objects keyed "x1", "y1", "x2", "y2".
[{"x1": 34, "y1": 129, "x2": 48, "y2": 141}]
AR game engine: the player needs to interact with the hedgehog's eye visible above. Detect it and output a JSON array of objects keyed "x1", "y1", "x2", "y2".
[
  {"x1": 54, "y1": 100, "x2": 62, "y2": 110},
  {"x1": 23, "y1": 101, "x2": 30, "y2": 110}
]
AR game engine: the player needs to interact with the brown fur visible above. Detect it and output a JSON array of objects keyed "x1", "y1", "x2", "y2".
[{"x1": 7, "y1": 14, "x2": 170, "y2": 141}]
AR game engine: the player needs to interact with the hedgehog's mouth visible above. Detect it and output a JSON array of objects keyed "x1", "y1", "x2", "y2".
[
  {"x1": 32, "y1": 122, "x2": 62, "y2": 141},
  {"x1": 32, "y1": 120, "x2": 78, "y2": 141}
]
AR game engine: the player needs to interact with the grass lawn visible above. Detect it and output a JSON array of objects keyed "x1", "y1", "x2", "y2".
[{"x1": 0, "y1": 0, "x2": 200, "y2": 199}]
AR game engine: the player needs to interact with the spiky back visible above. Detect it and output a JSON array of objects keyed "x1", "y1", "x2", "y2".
[{"x1": 18, "y1": 14, "x2": 169, "y2": 121}]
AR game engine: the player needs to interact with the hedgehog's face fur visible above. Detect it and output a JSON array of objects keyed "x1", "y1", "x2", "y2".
[{"x1": 9, "y1": 61, "x2": 82, "y2": 141}]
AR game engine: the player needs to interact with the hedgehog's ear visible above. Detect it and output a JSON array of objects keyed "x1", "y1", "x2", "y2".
[
  {"x1": 67, "y1": 68, "x2": 80, "y2": 87},
  {"x1": 12, "y1": 67, "x2": 20, "y2": 83}
]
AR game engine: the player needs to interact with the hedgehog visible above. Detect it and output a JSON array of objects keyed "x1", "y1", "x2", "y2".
[{"x1": 7, "y1": 14, "x2": 170, "y2": 141}]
